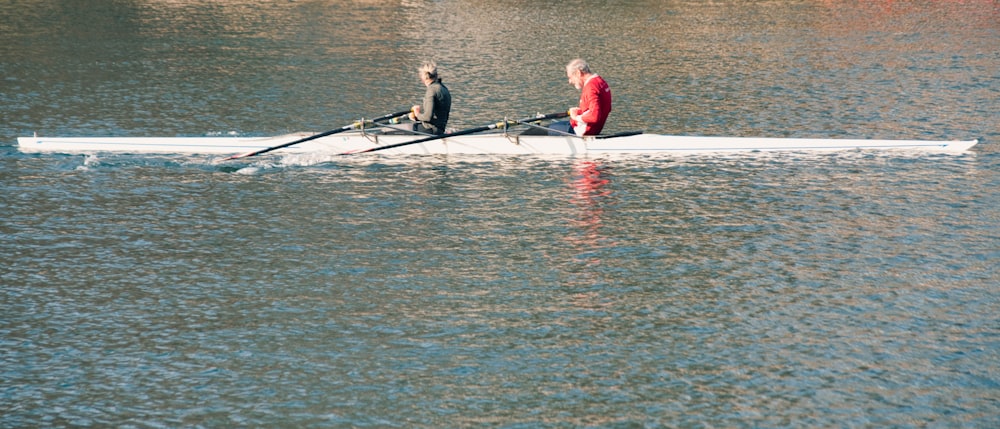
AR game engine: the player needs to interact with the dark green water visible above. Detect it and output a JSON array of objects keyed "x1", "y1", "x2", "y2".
[{"x1": 2, "y1": 1, "x2": 998, "y2": 427}]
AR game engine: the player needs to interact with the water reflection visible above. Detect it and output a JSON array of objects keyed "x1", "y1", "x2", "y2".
[
  {"x1": 549, "y1": 159, "x2": 614, "y2": 309},
  {"x1": 563, "y1": 159, "x2": 614, "y2": 275}
]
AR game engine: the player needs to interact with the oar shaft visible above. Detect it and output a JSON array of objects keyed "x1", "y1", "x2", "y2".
[
  {"x1": 369, "y1": 109, "x2": 416, "y2": 123},
  {"x1": 220, "y1": 109, "x2": 411, "y2": 161},
  {"x1": 344, "y1": 111, "x2": 569, "y2": 155}
]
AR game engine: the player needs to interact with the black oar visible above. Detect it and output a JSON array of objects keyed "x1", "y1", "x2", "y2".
[
  {"x1": 341, "y1": 111, "x2": 570, "y2": 155},
  {"x1": 219, "y1": 109, "x2": 412, "y2": 161},
  {"x1": 517, "y1": 119, "x2": 645, "y2": 139}
]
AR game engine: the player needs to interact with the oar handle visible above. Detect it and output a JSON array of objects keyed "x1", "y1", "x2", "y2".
[
  {"x1": 219, "y1": 109, "x2": 412, "y2": 161},
  {"x1": 345, "y1": 111, "x2": 569, "y2": 155}
]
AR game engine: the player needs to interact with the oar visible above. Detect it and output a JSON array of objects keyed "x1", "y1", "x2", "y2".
[
  {"x1": 341, "y1": 111, "x2": 570, "y2": 155},
  {"x1": 518, "y1": 119, "x2": 644, "y2": 140},
  {"x1": 218, "y1": 109, "x2": 412, "y2": 161}
]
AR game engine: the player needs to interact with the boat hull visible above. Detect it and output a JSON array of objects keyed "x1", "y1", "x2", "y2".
[{"x1": 15, "y1": 132, "x2": 978, "y2": 156}]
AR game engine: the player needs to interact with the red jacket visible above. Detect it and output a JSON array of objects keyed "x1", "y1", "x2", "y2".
[{"x1": 570, "y1": 75, "x2": 612, "y2": 135}]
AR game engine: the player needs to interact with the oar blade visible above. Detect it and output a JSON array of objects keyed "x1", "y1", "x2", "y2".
[{"x1": 218, "y1": 150, "x2": 258, "y2": 162}]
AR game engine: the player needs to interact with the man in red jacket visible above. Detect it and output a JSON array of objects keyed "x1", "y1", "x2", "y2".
[{"x1": 566, "y1": 58, "x2": 612, "y2": 136}]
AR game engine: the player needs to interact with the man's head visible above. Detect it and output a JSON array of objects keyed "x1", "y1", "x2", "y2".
[
  {"x1": 566, "y1": 58, "x2": 592, "y2": 90},
  {"x1": 418, "y1": 61, "x2": 439, "y2": 85}
]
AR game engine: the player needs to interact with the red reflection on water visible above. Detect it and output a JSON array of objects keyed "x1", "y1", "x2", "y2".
[
  {"x1": 566, "y1": 160, "x2": 613, "y2": 263},
  {"x1": 817, "y1": 0, "x2": 999, "y2": 32}
]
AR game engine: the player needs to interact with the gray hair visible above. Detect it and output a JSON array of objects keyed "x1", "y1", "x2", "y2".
[
  {"x1": 566, "y1": 58, "x2": 591, "y2": 74},
  {"x1": 418, "y1": 61, "x2": 439, "y2": 80}
]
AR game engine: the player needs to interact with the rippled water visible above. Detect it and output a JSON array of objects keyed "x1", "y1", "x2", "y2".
[{"x1": 2, "y1": 0, "x2": 999, "y2": 427}]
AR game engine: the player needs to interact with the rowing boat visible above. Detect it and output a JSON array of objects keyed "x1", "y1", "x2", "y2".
[{"x1": 16, "y1": 130, "x2": 978, "y2": 156}]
